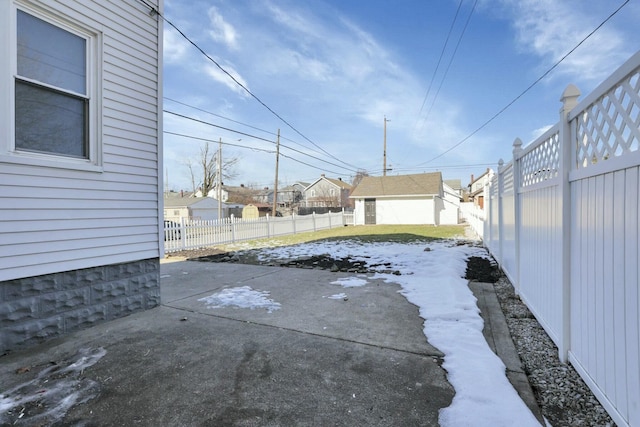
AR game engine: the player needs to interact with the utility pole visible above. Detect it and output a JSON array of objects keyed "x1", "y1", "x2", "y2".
[
  {"x1": 272, "y1": 129, "x2": 280, "y2": 217},
  {"x1": 383, "y1": 116, "x2": 390, "y2": 176},
  {"x1": 217, "y1": 137, "x2": 222, "y2": 220}
]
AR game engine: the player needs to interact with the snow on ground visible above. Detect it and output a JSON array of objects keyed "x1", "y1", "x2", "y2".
[
  {"x1": 0, "y1": 347, "x2": 106, "y2": 425},
  {"x1": 324, "y1": 292, "x2": 348, "y2": 300},
  {"x1": 330, "y1": 276, "x2": 368, "y2": 288},
  {"x1": 252, "y1": 239, "x2": 542, "y2": 427},
  {"x1": 198, "y1": 285, "x2": 281, "y2": 313}
]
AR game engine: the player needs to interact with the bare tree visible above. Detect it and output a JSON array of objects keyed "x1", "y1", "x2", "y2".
[
  {"x1": 186, "y1": 142, "x2": 240, "y2": 197},
  {"x1": 351, "y1": 169, "x2": 369, "y2": 189},
  {"x1": 184, "y1": 158, "x2": 197, "y2": 195}
]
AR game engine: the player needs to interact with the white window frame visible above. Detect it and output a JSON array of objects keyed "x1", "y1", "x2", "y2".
[{"x1": 0, "y1": 1, "x2": 103, "y2": 172}]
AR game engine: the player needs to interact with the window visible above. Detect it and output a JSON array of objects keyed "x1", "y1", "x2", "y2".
[
  {"x1": 1, "y1": 3, "x2": 101, "y2": 170},
  {"x1": 16, "y1": 10, "x2": 88, "y2": 157}
]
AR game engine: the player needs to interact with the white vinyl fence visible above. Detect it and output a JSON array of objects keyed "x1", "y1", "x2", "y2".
[
  {"x1": 459, "y1": 202, "x2": 484, "y2": 238},
  {"x1": 164, "y1": 211, "x2": 351, "y2": 253},
  {"x1": 483, "y1": 51, "x2": 640, "y2": 427}
]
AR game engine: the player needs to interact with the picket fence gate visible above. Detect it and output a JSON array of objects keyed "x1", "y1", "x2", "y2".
[
  {"x1": 164, "y1": 211, "x2": 350, "y2": 253},
  {"x1": 476, "y1": 51, "x2": 640, "y2": 427}
]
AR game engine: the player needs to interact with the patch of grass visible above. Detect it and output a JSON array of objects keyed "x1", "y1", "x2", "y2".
[{"x1": 218, "y1": 224, "x2": 468, "y2": 251}]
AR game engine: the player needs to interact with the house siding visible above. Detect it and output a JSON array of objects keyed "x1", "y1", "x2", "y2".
[
  {"x1": 0, "y1": 0, "x2": 162, "y2": 350},
  {"x1": 0, "y1": 0, "x2": 161, "y2": 282},
  {"x1": 355, "y1": 197, "x2": 436, "y2": 225},
  {"x1": 440, "y1": 183, "x2": 461, "y2": 225}
]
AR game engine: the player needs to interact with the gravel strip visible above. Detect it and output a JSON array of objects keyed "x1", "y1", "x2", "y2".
[{"x1": 493, "y1": 276, "x2": 615, "y2": 427}]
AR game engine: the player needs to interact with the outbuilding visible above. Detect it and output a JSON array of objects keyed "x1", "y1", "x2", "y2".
[
  {"x1": 350, "y1": 172, "x2": 459, "y2": 225},
  {"x1": 164, "y1": 197, "x2": 227, "y2": 221}
]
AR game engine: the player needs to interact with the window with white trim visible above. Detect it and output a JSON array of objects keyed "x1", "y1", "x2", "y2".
[{"x1": 1, "y1": 3, "x2": 102, "y2": 170}]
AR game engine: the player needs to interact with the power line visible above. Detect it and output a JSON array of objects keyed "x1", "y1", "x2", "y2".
[
  {"x1": 164, "y1": 109, "x2": 361, "y2": 173},
  {"x1": 419, "y1": 0, "x2": 478, "y2": 130},
  {"x1": 139, "y1": 0, "x2": 362, "y2": 171},
  {"x1": 417, "y1": 0, "x2": 630, "y2": 167},
  {"x1": 164, "y1": 97, "x2": 334, "y2": 160},
  {"x1": 414, "y1": 0, "x2": 464, "y2": 128},
  {"x1": 164, "y1": 131, "x2": 276, "y2": 154}
]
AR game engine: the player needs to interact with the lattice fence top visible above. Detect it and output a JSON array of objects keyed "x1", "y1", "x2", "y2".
[
  {"x1": 575, "y1": 69, "x2": 640, "y2": 168},
  {"x1": 519, "y1": 131, "x2": 560, "y2": 187},
  {"x1": 502, "y1": 163, "x2": 514, "y2": 194}
]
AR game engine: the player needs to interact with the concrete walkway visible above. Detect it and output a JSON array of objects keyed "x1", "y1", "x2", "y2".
[{"x1": 0, "y1": 261, "x2": 540, "y2": 426}]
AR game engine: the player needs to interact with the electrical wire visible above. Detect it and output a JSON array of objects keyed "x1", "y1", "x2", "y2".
[
  {"x1": 164, "y1": 131, "x2": 276, "y2": 154},
  {"x1": 416, "y1": 0, "x2": 631, "y2": 167},
  {"x1": 164, "y1": 109, "x2": 275, "y2": 144},
  {"x1": 164, "y1": 97, "x2": 334, "y2": 160},
  {"x1": 139, "y1": 0, "x2": 362, "y2": 171},
  {"x1": 419, "y1": 0, "x2": 478, "y2": 130},
  {"x1": 414, "y1": 0, "x2": 464, "y2": 129},
  {"x1": 164, "y1": 109, "x2": 361, "y2": 173}
]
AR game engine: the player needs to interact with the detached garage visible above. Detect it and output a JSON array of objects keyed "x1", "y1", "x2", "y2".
[
  {"x1": 163, "y1": 197, "x2": 226, "y2": 221},
  {"x1": 350, "y1": 172, "x2": 458, "y2": 225}
]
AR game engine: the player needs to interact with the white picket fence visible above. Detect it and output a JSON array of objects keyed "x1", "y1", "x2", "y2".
[
  {"x1": 164, "y1": 211, "x2": 350, "y2": 253},
  {"x1": 483, "y1": 51, "x2": 640, "y2": 427}
]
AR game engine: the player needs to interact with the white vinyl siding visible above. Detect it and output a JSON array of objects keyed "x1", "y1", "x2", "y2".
[
  {"x1": 0, "y1": 0, "x2": 162, "y2": 282},
  {"x1": 354, "y1": 197, "x2": 437, "y2": 225}
]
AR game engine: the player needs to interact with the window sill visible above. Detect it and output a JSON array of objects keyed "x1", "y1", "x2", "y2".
[{"x1": 0, "y1": 152, "x2": 103, "y2": 173}]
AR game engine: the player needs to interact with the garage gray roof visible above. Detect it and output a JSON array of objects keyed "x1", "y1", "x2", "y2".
[{"x1": 350, "y1": 172, "x2": 442, "y2": 198}]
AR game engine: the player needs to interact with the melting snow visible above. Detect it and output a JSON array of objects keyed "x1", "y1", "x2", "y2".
[
  {"x1": 325, "y1": 292, "x2": 348, "y2": 300},
  {"x1": 330, "y1": 276, "x2": 368, "y2": 288},
  {"x1": 253, "y1": 239, "x2": 542, "y2": 427},
  {"x1": 198, "y1": 286, "x2": 281, "y2": 313},
  {"x1": 0, "y1": 347, "x2": 106, "y2": 426}
]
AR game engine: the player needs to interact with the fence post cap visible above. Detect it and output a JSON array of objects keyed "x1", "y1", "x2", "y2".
[
  {"x1": 513, "y1": 138, "x2": 523, "y2": 157},
  {"x1": 560, "y1": 84, "x2": 581, "y2": 111}
]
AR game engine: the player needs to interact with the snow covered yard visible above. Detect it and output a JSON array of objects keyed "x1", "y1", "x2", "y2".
[{"x1": 200, "y1": 239, "x2": 543, "y2": 427}]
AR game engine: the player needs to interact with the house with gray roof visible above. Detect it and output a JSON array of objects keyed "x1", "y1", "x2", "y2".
[
  {"x1": 303, "y1": 175, "x2": 352, "y2": 208},
  {"x1": 350, "y1": 172, "x2": 459, "y2": 225},
  {"x1": 163, "y1": 196, "x2": 227, "y2": 221}
]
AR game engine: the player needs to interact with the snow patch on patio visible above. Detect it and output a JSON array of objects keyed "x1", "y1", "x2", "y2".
[
  {"x1": 198, "y1": 286, "x2": 281, "y2": 313},
  {"x1": 0, "y1": 347, "x2": 106, "y2": 426},
  {"x1": 330, "y1": 276, "x2": 368, "y2": 287}
]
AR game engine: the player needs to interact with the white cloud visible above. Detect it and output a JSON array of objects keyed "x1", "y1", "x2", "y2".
[
  {"x1": 502, "y1": 0, "x2": 628, "y2": 82},
  {"x1": 208, "y1": 6, "x2": 238, "y2": 50},
  {"x1": 163, "y1": 26, "x2": 190, "y2": 63},
  {"x1": 203, "y1": 63, "x2": 250, "y2": 97}
]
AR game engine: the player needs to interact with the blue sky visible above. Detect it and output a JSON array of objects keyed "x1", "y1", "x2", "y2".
[{"x1": 162, "y1": 0, "x2": 639, "y2": 192}]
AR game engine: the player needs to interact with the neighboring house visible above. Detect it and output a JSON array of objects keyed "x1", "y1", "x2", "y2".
[
  {"x1": 468, "y1": 169, "x2": 493, "y2": 209},
  {"x1": 163, "y1": 197, "x2": 227, "y2": 221},
  {"x1": 253, "y1": 187, "x2": 273, "y2": 205},
  {"x1": 444, "y1": 179, "x2": 464, "y2": 200},
  {"x1": 224, "y1": 184, "x2": 261, "y2": 205},
  {"x1": 303, "y1": 175, "x2": 352, "y2": 208},
  {"x1": 350, "y1": 172, "x2": 458, "y2": 225},
  {"x1": 254, "y1": 183, "x2": 306, "y2": 214},
  {"x1": 195, "y1": 186, "x2": 233, "y2": 201},
  {"x1": 0, "y1": 0, "x2": 163, "y2": 351},
  {"x1": 441, "y1": 182, "x2": 462, "y2": 225}
]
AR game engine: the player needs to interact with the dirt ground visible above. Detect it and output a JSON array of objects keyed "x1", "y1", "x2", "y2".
[{"x1": 166, "y1": 242, "x2": 498, "y2": 280}]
